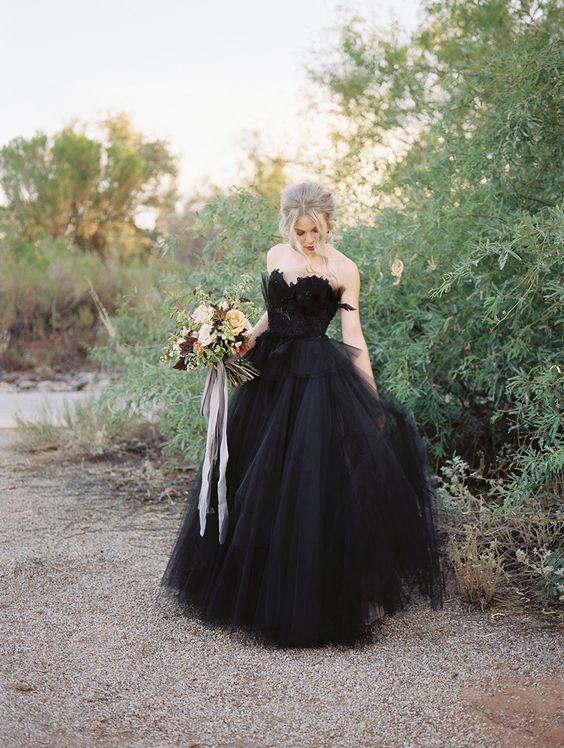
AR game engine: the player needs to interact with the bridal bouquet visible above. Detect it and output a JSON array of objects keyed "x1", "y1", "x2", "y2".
[
  {"x1": 161, "y1": 286, "x2": 261, "y2": 388},
  {"x1": 160, "y1": 278, "x2": 262, "y2": 545}
]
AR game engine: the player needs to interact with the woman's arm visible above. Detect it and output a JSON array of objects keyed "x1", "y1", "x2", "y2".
[
  {"x1": 237, "y1": 309, "x2": 268, "y2": 358},
  {"x1": 246, "y1": 310, "x2": 268, "y2": 348},
  {"x1": 339, "y1": 263, "x2": 380, "y2": 398}
]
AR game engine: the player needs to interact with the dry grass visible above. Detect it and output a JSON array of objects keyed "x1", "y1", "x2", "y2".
[
  {"x1": 437, "y1": 455, "x2": 563, "y2": 613},
  {"x1": 447, "y1": 524, "x2": 505, "y2": 609},
  {"x1": 13, "y1": 396, "x2": 170, "y2": 461}
]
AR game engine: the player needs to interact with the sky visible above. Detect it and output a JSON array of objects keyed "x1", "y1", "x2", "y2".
[{"x1": 1, "y1": 0, "x2": 422, "y2": 201}]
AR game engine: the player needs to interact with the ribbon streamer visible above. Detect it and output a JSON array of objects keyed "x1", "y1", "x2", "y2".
[{"x1": 198, "y1": 361, "x2": 229, "y2": 543}]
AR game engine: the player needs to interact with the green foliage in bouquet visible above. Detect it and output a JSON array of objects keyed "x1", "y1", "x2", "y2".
[{"x1": 160, "y1": 279, "x2": 261, "y2": 387}]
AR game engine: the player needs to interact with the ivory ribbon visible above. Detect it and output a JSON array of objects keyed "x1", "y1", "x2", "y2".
[{"x1": 198, "y1": 360, "x2": 229, "y2": 543}]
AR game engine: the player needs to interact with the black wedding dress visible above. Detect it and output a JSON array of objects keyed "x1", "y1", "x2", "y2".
[{"x1": 159, "y1": 268, "x2": 445, "y2": 648}]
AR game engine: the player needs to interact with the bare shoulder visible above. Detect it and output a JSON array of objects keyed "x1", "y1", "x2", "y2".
[
  {"x1": 266, "y1": 243, "x2": 286, "y2": 272},
  {"x1": 265, "y1": 243, "x2": 358, "y2": 285},
  {"x1": 333, "y1": 252, "x2": 359, "y2": 289}
]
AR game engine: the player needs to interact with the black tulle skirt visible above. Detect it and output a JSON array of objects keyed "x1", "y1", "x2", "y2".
[{"x1": 158, "y1": 330, "x2": 445, "y2": 648}]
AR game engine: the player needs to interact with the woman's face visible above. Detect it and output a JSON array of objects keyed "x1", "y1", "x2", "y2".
[{"x1": 294, "y1": 214, "x2": 328, "y2": 253}]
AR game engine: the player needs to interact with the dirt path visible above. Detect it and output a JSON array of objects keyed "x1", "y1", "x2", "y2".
[{"x1": 1, "y1": 430, "x2": 562, "y2": 748}]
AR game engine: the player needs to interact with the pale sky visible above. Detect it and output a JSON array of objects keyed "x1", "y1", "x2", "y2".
[{"x1": 1, "y1": 0, "x2": 422, "y2": 200}]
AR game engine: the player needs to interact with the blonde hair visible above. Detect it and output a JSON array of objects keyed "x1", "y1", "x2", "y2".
[{"x1": 278, "y1": 181, "x2": 339, "y2": 286}]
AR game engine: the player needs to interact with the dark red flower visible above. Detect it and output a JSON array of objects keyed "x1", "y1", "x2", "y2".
[{"x1": 179, "y1": 336, "x2": 197, "y2": 355}]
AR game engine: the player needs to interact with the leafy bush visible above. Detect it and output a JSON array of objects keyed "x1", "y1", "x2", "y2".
[
  {"x1": 90, "y1": 188, "x2": 278, "y2": 462},
  {"x1": 0, "y1": 231, "x2": 171, "y2": 369},
  {"x1": 308, "y1": 0, "x2": 563, "y2": 508},
  {"x1": 437, "y1": 455, "x2": 563, "y2": 611}
]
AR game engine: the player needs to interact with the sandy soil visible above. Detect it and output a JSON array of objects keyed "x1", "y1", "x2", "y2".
[{"x1": 1, "y1": 430, "x2": 562, "y2": 748}]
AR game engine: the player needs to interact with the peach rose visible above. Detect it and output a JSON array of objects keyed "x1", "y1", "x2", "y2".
[{"x1": 226, "y1": 308, "x2": 251, "y2": 334}]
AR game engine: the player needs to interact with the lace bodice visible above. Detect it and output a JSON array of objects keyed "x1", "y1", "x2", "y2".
[{"x1": 260, "y1": 268, "x2": 355, "y2": 338}]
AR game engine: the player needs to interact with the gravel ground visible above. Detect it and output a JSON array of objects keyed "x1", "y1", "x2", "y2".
[{"x1": 0, "y1": 430, "x2": 562, "y2": 748}]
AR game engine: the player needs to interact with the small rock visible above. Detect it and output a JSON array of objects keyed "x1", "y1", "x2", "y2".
[
  {"x1": 36, "y1": 380, "x2": 56, "y2": 392},
  {"x1": 12, "y1": 681, "x2": 35, "y2": 692},
  {"x1": 18, "y1": 380, "x2": 37, "y2": 390},
  {"x1": 36, "y1": 364, "x2": 55, "y2": 379},
  {"x1": 52, "y1": 382, "x2": 74, "y2": 392},
  {"x1": 0, "y1": 382, "x2": 18, "y2": 393},
  {"x1": 72, "y1": 372, "x2": 96, "y2": 390}
]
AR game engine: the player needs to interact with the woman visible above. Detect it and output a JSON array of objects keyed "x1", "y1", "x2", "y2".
[{"x1": 159, "y1": 181, "x2": 445, "y2": 648}]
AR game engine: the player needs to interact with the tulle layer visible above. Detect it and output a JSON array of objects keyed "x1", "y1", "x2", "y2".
[
  {"x1": 242, "y1": 330, "x2": 365, "y2": 380},
  {"x1": 159, "y1": 331, "x2": 445, "y2": 648}
]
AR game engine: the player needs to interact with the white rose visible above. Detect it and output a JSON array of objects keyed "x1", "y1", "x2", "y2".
[
  {"x1": 198, "y1": 323, "x2": 217, "y2": 347},
  {"x1": 191, "y1": 304, "x2": 214, "y2": 324}
]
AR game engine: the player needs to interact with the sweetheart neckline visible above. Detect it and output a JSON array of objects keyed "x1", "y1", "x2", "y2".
[{"x1": 268, "y1": 267, "x2": 340, "y2": 297}]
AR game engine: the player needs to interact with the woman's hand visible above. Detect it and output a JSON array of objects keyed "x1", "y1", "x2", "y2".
[
  {"x1": 237, "y1": 339, "x2": 255, "y2": 357},
  {"x1": 223, "y1": 340, "x2": 253, "y2": 363}
]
